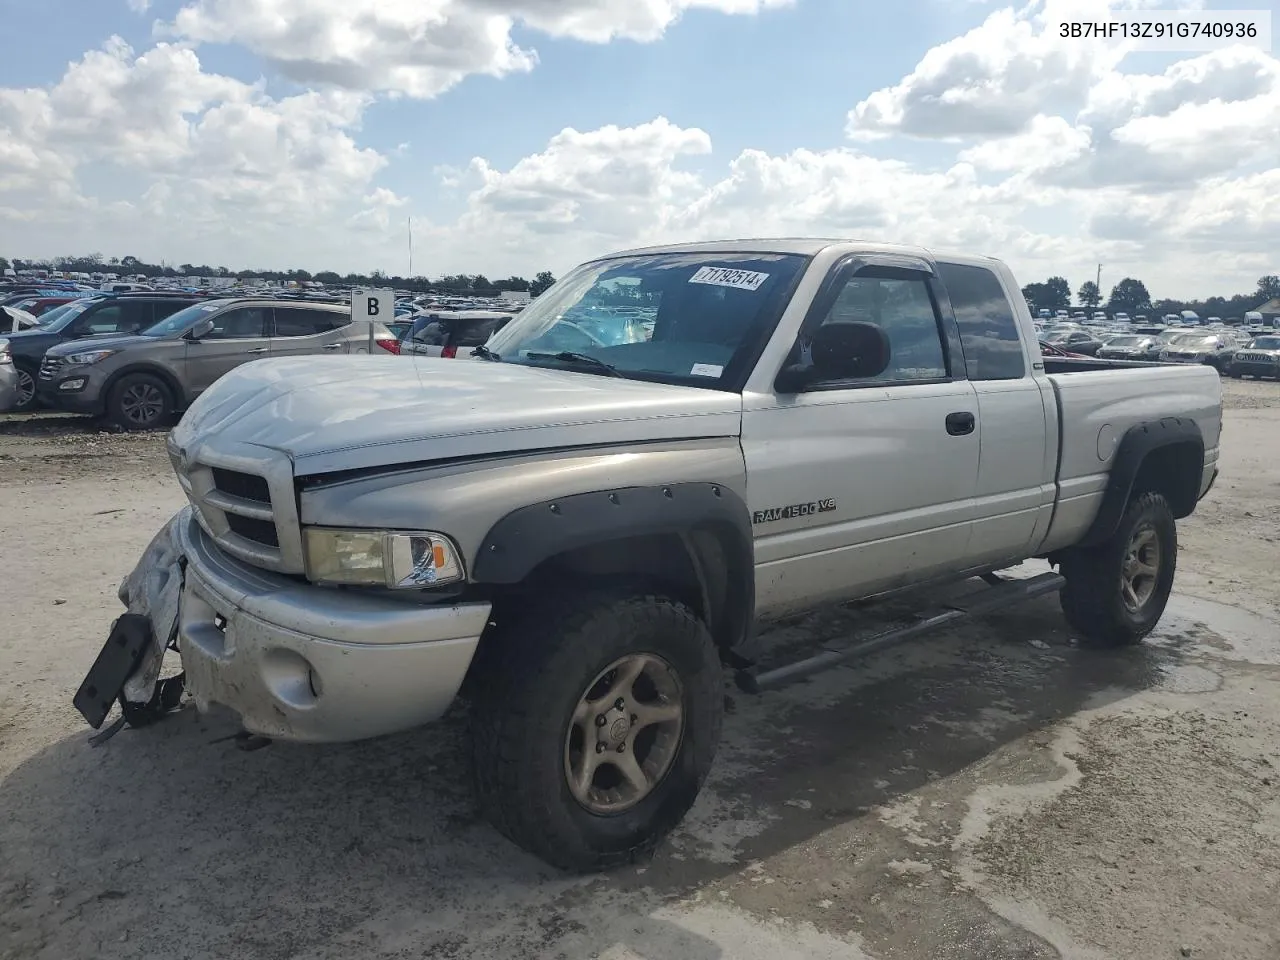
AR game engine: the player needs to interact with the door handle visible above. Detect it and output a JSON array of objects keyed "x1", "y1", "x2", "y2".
[
  {"x1": 945, "y1": 411, "x2": 976, "y2": 436},
  {"x1": 248, "y1": 347, "x2": 268, "y2": 354},
  {"x1": 322, "y1": 343, "x2": 343, "y2": 350}
]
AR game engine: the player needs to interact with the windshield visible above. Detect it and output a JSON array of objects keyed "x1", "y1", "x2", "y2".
[
  {"x1": 141, "y1": 300, "x2": 224, "y2": 337},
  {"x1": 1045, "y1": 330, "x2": 1081, "y2": 343},
  {"x1": 1170, "y1": 333, "x2": 1217, "y2": 347},
  {"x1": 1106, "y1": 336, "x2": 1145, "y2": 347},
  {"x1": 1248, "y1": 337, "x2": 1280, "y2": 349},
  {"x1": 39, "y1": 298, "x2": 98, "y2": 333},
  {"x1": 484, "y1": 253, "x2": 809, "y2": 388},
  {"x1": 30, "y1": 302, "x2": 76, "y2": 328}
]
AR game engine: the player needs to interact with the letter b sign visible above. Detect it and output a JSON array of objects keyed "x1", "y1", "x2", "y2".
[{"x1": 366, "y1": 296, "x2": 380, "y2": 317}]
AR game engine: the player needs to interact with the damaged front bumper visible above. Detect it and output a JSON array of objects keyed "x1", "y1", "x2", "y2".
[{"x1": 120, "y1": 507, "x2": 492, "y2": 742}]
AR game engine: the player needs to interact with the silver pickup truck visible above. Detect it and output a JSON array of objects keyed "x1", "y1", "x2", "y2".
[{"x1": 77, "y1": 239, "x2": 1221, "y2": 873}]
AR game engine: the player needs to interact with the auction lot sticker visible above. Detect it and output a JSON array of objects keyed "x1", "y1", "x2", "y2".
[{"x1": 689, "y1": 266, "x2": 770, "y2": 291}]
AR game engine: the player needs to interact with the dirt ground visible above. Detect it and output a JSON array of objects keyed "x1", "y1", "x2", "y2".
[{"x1": 2, "y1": 379, "x2": 1278, "y2": 960}]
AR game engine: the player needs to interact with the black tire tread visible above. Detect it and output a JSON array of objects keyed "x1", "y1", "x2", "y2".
[
  {"x1": 1060, "y1": 491, "x2": 1177, "y2": 648},
  {"x1": 470, "y1": 587, "x2": 721, "y2": 872},
  {"x1": 107, "y1": 373, "x2": 173, "y2": 430}
]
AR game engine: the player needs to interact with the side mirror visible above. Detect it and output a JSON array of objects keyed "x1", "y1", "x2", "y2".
[
  {"x1": 189, "y1": 318, "x2": 215, "y2": 340},
  {"x1": 776, "y1": 321, "x2": 891, "y2": 392}
]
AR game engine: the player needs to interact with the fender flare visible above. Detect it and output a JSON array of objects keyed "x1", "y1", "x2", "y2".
[
  {"x1": 1077, "y1": 417, "x2": 1204, "y2": 548},
  {"x1": 472, "y1": 483, "x2": 755, "y2": 651}
]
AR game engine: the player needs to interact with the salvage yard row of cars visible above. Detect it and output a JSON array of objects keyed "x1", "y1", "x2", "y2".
[
  {"x1": 7, "y1": 282, "x2": 1276, "y2": 425},
  {"x1": 1035, "y1": 319, "x2": 1280, "y2": 376}
]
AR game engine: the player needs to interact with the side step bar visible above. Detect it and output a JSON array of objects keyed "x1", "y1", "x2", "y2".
[{"x1": 735, "y1": 571, "x2": 1065, "y2": 694}]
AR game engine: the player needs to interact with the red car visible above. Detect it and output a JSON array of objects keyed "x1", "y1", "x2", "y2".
[
  {"x1": 1039, "y1": 340, "x2": 1088, "y2": 359},
  {"x1": 6, "y1": 296, "x2": 78, "y2": 317}
]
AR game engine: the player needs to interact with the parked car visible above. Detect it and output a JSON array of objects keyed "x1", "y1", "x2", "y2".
[
  {"x1": 1158, "y1": 332, "x2": 1242, "y2": 371},
  {"x1": 384, "y1": 319, "x2": 413, "y2": 342},
  {"x1": 1142, "y1": 328, "x2": 1191, "y2": 357},
  {"x1": 1038, "y1": 339, "x2": 1087, "y2": 359},
  {"x1": 38, "y1": 297, "x2": 398, "y2": 428},
  {"x1": 1227, "y1": 334, "x2": 1280, "y2": 379},
  {"x1": 1096, "y1": 334, "x2": 1157, "y2": 360},
  {"x1": 401, "y1": 310, "x2": 516, "y2": 358},
  {"x1": 1, "y1": 305, "x2": 41, "y2": 335},
  {"x1": 0, "y1": 338, "x2": 18, "y2": 412},
  {"x1": 3, "y1": 293, "x2": 206, "y2": 412},
  {"x1": 3, "y1": 296, "x2": 79, "y2": 317},
  {"x1": 86, "y1": 238, "x2": 1221, "y2": 873},
  {"x1": 1043, "y1": 328, "x2": 1104, "y2": 355}
]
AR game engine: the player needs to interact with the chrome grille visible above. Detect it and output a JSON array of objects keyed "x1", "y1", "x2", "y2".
[
  {"x1": 171, "y1": 441, "x2": 304, "y2": 574},
  {"x1": 1238, "y1": 352, "x2": 1276, "y2": 362},
  {"x1": 39, "y1": 357, "x2": 66, "y2": 381}
]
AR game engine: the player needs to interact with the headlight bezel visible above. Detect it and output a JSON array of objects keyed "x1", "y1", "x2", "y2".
[
  {"x1": 64, "y1": 348, "x2": 118, "y2": 366},
  {"x1": 302, "y1": 526, "x2": 465, "y2": 589}
]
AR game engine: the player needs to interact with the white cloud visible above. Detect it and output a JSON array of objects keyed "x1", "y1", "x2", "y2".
[
  {"x1": 161, "y1": 0, "x2": 793, "y2": 98},
  {"x1": 0, "y1": 38, "x2": 386, "y2": 267},
  {"x1": 127, "y1": 0, "x2": 152, "y2": 12},
  {"x1": 847, "y1": 1, "x2": 1124, "y2": 140}
]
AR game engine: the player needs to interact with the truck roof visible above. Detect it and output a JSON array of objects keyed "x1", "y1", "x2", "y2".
[{"x1": 600, "y1": 237, "x2": 998, "y2": 264}]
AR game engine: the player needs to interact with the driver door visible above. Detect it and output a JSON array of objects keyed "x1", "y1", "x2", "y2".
[{"x1": 741, "y1": 262, "x2": 981, "y2": 618}]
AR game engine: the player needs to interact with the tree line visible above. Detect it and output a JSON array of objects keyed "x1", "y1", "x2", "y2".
[
  {"x1": 1020, "y1": 274, "x2": 1280, "y2": 318},
  {"x1": 0, "y1": 254, "x2": 558, "y2": 298}
]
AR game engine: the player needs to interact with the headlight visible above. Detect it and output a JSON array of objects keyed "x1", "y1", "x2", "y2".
[
  {"x1": 302, "y1": 527, "x2": 464, "y2": 588},
  {"x1": 65, "y1": 349, "x2": 117, "y2": 365}
]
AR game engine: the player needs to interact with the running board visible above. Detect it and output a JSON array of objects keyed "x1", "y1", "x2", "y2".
[{"x1": 734, "y1": 571, "x2": 1065, "y2": 694}]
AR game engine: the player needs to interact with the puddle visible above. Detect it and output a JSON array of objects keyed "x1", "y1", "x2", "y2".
[{"x1": 1154, "y1": 595, "x2": 1280, "y2": 666}]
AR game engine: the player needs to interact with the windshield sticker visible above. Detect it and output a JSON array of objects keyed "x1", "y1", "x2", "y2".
[
  {"x1": 690, "y1": 363, "x2": 724, "y2": 377},
  {"x1": 688, "y1": 266, "x2": 770, "y2": 291}
]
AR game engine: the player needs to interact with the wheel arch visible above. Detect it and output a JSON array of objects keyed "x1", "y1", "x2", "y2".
[
  {"x1": 472, "y1": 483, "x2": 755, "y2": 655},
  {"x1": 1075, "y1": 418, "x2": 1204, "y2": 549}
]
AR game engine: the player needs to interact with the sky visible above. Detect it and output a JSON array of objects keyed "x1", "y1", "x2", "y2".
[{"x1": 0, "y1": 0, "x2": 1276, "y2": 298}]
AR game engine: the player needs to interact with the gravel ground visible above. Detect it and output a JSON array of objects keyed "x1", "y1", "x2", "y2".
[{"x1": 1, "y1": 379, "x2": 1278, "y2": 960}]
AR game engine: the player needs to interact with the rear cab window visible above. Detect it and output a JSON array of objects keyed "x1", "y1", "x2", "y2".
[{"x1": 936, "y1": 262, "x2": 1027, "y2": 380}]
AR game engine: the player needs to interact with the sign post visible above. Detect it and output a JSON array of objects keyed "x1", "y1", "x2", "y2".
[{"x1": 351, "y1": 288, "x2": 394, "y2": 354}]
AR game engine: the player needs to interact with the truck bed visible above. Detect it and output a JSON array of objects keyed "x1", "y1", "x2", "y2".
[{"x1": 1037, "y1": 362, "x2": 1223, "y2": 555}]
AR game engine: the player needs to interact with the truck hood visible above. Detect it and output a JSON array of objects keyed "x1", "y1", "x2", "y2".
[{"x1": 171, "y1": 356, "x2": 743, "y2": 475}]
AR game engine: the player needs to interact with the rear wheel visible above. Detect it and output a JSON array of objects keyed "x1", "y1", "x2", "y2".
[
  {"x1": 1059, "y1": 492, "x2": 1177, "y2": 647},
  {"x1": 107, "y1": 373, "x2": 173, "y2": 430},
  {"x1": 469, "y1": 587, "x2": 723, "y2": 872}
]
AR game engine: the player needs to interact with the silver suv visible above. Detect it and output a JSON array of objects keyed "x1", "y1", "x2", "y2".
[{"x1": 37, "y1": 297, "x2": 396, "y2": 428}]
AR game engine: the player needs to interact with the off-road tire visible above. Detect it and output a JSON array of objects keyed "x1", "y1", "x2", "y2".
[
  {"x1": 469, "y1": 588, "x2": 723, "y2": 872},
  {"x1": 1059, "y1": 491, "x2": 1177, "y2": 648},
  {"x1": 107, "y1": 373, "x2": 173, "y2": 430}
]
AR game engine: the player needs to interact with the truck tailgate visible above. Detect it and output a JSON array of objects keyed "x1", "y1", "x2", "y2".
[{"x1": 1039, "y1": 364, "x2": 1222, "y2": 554}]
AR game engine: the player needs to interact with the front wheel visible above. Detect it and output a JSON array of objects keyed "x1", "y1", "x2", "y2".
[
  {"x1": 11, "y1": 363, "x2": 39, "y2": 412},
  {"x1": 107, "y1": 373, "x2": 173, "y2": 430},
  {"x1": 1059, "y1": 491, "x2": 1177, "y2": 647},
  {"x1": 469, "y1": 588, "x2": 723, "y2": 872}
]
